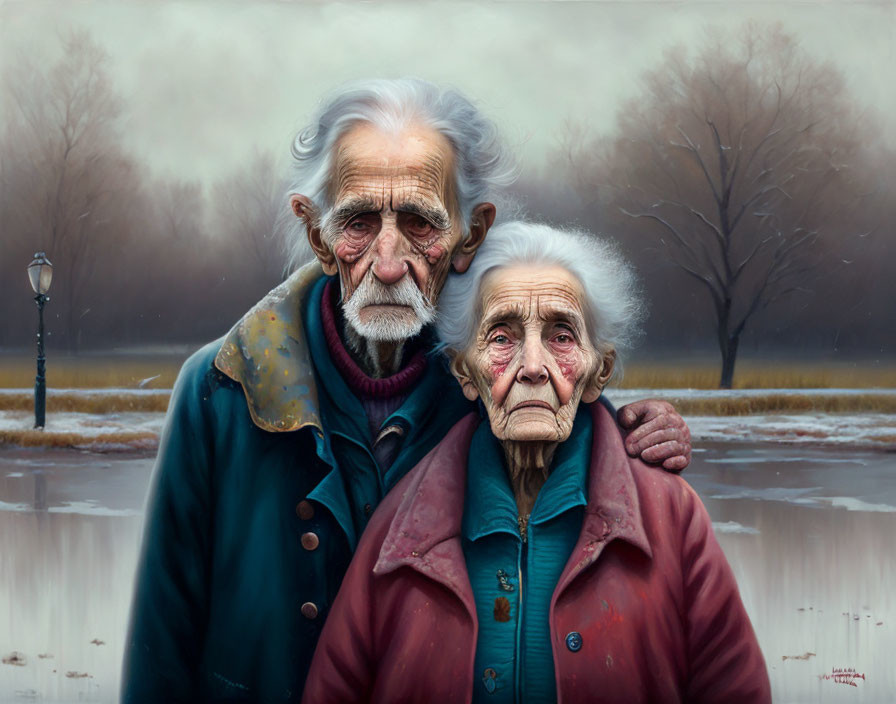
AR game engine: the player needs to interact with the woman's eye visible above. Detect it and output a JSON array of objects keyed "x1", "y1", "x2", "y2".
[{"x1": 553, "y1": 333, "x2": 574, "y2": 344}]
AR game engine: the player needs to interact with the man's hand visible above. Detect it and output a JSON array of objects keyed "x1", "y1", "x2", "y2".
[{"x1": 618, "y1": 399, "x2": 691, "y2": 472}]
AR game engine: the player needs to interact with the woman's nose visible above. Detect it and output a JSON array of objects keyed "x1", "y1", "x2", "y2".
[{"x1": 516, "y1": 339, "x2": 549, "y2": 384}]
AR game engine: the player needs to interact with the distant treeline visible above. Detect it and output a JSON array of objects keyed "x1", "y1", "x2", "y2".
[{"x1": 2, "y1": 28, "x2": 894, "y2": 377}]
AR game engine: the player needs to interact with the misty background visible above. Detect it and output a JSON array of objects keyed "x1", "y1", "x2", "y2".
[{"x1": 1, "y1": 0, "x2": 894, "y2": 380}]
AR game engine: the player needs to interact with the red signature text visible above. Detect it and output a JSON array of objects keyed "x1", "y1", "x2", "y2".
[{"x1": 819, "y1": 667, "x2": 866, "y2": 687}]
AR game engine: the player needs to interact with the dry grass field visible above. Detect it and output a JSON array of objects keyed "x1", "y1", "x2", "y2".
[
  {"x1": 0, "y1": 355, "x2": 185, "y2": 389},
  {"x1": 1, "y1": 355, "x2": 895, "y2": 419},
  {"x1": 0, "y1": 392, "x2": 168, "y2": 413},
  {"x1": 1, "y1": 354, "x2": 895, "y2": 390},
  {"x1": 0, "y1": 428, "x2": 158, "y2": 448},
  {"x1": 617, "y1": 359, "x2": 896, "y2": 390},
  {"x1": 648, "y1": 393, "x2": 896, "y2": 415}
]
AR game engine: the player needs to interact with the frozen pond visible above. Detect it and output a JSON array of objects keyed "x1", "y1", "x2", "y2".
[{"x1": 1, "y1": 443, "x2": 894, "y2": 703}]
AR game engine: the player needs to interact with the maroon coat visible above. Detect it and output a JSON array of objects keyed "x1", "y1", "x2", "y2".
[{"x1": 302, "y1": 403, "x2": 770, "y2": 704}]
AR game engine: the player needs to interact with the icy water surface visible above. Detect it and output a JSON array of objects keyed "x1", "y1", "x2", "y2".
[{"x1": 1, "y1": 443, "x2": 894, "y2": 703}]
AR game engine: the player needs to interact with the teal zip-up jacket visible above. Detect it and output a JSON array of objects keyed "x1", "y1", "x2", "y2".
[{"x1": 121, "y1": 262, "x2": 473, "y2": 702}]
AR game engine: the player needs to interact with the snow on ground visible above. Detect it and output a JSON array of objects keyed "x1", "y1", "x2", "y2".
[
  {"x1": 0, "y1": 411, "x2": 163, "y2": 437},
  {"x1": 0, "y1": 410, "x2": 164, "y2": 451},
  {"x1": 605, "y1": 388, "x2": 896, "y2": 449},
  {"x1": 682, "y1": 413, "x2": 896, "y2": 447}
]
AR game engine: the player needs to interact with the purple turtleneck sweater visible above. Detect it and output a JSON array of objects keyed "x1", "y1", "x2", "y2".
[{"x1": 320, "y1": 279, "x2": 428, "y2": 469}]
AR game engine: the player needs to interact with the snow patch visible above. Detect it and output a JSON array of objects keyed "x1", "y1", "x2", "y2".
[
  {"x1": 711, "y1": 487, "x2": 896, "y2": 514},
  {"x1": 713, "y1": 521, "x2": 760, "y2": 535},
  {"x1": 0, "y1": 498, "x2": 140, "y2": 516},
  {"x1": 684, "y1": 413, "x2": 896, "y2": 448},
  {"x1": 0, "y1": 410, "x2": 164, "y2": 439},
  {"x1": 0, "y1": 500, "x2": 29, "y2": 512},
  {"x1": 706, "y1": 455, "x2": 870, "y2": 465},
  {"x1": 48, "y1": 501, "x2": 141, "y2": 517},
  {"x1": 818, "y1": 497, "x2": 896, "y2": 514}
]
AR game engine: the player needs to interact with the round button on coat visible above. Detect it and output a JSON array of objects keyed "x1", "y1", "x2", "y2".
[
  {"x1": 566, "y1": 631, "x2": 583, "y2": 652},
  {"x1": 301, "y1": 532, "x2": 320, "y2": 551},
  {"x1": 296, "y1": 500, "x2": 314, "y2": 520},
  {"x1": 300, "y1": 602, "x2": 319, "y2": 619}
]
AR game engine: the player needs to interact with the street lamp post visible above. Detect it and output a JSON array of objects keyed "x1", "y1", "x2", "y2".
[{"x1": 27, "y1": 253, "x2": 53, "y2": 429}]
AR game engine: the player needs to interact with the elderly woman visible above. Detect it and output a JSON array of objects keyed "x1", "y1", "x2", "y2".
[{"x1": 301, "y1": 221, "x2": 770, "y2": 704}]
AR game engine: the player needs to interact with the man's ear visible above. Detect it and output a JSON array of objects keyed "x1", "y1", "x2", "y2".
[
  {"x1": 582, "y1": 347, "x2": 616, "y2": 403},
  {"x1": 449, "y1": 353, "x2": 480, "y2": 402},
  {"x1": 451, "y1": 202, "x2": 496, "y2": 274},
  {"x1": 291, "y1": 194, "x2": 337, "y2": 275}
]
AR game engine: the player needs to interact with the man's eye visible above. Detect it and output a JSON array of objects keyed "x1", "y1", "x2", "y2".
[
  {"x1": 344, "y1": 215, "x2": 377, "y2": 237},
  {"x1": 552, "y1": 332, "x2": 575, "y2": 344},
  {"x1": 489, "y1": 332, "x2": 513, "y2": 345},
  {"x1": 403, "y1": 214, "x2": 434, "y2": 237}
]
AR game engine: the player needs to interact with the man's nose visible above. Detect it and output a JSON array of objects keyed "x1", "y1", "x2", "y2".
[
  {"x1": 516, "y1": 337, "x2": 549, "y2": 384},
  {"x1": 371, "y1": 222, "x2": 409, "y2": 285}
]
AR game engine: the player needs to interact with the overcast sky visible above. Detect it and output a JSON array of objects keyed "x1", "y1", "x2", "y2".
[{"x1": 2, "y1": 0, "x2": 894, "y2": 183}]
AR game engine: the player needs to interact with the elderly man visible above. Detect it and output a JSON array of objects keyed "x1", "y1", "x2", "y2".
[{"x1": 122, "y1": 79, "x2": 692, "y2": 702}]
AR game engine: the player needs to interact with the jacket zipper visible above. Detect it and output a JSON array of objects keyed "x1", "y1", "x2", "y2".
[{"x1": 515, "y1": 535, "x2": 527, "y2": 703}]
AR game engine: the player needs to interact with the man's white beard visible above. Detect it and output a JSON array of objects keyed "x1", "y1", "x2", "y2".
[{"x1": 342, "y1": 273, "x2": 436, "y2": 341}]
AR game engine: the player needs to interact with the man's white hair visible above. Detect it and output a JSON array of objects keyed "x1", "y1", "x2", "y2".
[
  {"x1": 280, "y1": 78, "x2": 516, "y2": 271},
  {"x1": 436, "y1": 221, "x2": 645, "y2": 371}
]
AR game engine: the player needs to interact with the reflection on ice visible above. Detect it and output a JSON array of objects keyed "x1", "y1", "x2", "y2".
[
  {"x1": 0, "y1": 511, "x2": 142, "y2": 702},
  {"x1": 0, "y1": 442, "x2": 893, "y2": 702}
]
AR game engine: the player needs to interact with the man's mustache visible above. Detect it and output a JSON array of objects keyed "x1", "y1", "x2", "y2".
[
  {"x1": 342, "y1": 271, "x2": 436, "y2": 328},
  {"x1": 350, "y1": 274, "x2": 430, "y2": 307}
]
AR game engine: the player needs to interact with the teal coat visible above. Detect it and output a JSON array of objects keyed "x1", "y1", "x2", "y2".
[{"x1": 121, "y1": 263, "x2": 472, "y2": 702}]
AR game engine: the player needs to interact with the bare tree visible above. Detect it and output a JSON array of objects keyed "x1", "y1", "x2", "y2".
[
  {"x1": 211, "y1": 150, "x2": 288, "y2": 285},
  {"x1": 2, "y1": 30, "x2": 138, "y2": 351},
  {"x1": 570, "y1": 24, "x2": 872, "y2": 387}
]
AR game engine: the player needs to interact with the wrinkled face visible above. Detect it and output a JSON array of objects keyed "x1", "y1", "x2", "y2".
[
  {"x1": 323, "y1": 123, "x2": 467, "y2": 341},
  {"x1": 459, "y1": 265, "x2": 609, "y2": 443}
]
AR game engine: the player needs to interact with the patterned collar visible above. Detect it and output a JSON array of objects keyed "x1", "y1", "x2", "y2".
[{"x1": 214, "y1": 261, "x2": 325, "y2": 433}]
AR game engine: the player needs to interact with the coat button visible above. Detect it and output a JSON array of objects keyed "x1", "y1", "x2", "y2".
[
  {"x1": 565, "y1": 631, "x2": 583, "y2": 652},
  {"x1": 296, "y1": 500, "x2": 314, "y2": 520},
  {"x1": 300, "y1": 602, "x2": 319, "y2": 619},
  {"x1": 301, "y1": 532, "x2": 320, "y2": 551}
]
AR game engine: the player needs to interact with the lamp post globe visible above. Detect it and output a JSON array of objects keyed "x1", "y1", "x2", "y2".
[{"x1": 28, "y1": 253, "x2": 53, "y2": 429}]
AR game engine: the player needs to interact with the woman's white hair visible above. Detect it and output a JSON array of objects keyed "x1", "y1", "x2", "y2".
[
  {"x1": 436, "y1": 221, "x2": 645, "y2": 369},
  {"x1": 279, "y1": 78, "x2": 516, "y2": 271}
]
